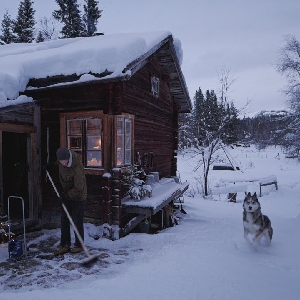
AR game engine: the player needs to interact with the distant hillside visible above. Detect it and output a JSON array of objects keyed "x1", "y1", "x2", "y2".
[{"x1": 237, "y1": 109, "x2": 290, "y2": 146}]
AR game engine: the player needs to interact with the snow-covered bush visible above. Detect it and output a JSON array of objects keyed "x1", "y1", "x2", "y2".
[{"x1": 122, "y1": 164, "x2": 152, "y2": 201}]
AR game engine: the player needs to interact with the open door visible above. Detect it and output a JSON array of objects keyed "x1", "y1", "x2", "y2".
[{"x1": 2, "y1": 132, "x2": 29, "y2": 219}]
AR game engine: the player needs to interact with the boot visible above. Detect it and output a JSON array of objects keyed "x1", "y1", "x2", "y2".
[
  {"x1": 70, "y1": 246, "x2": 83, "y2": 253},
  {"x1": 54, "y1": 246, "x2": 70, "y2": 255}
]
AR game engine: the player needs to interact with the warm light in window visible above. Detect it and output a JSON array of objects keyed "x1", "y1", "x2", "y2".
[
  {"x1": 93, "y1": 138, "x2": 102, "y2": 149},
  {"x1": 67, "y1": 117, "x2": 103, "y2": 168}
]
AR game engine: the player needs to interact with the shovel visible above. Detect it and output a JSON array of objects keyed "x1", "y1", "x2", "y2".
[{"x1": 46, "y1": 170, "x2": 99, "y2": 267}]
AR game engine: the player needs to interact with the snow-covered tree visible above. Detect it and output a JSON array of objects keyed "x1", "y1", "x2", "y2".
[
  {"x1": 222, "y1": 101, "x2": 239, "y2": 144},
  {"x1": 192, "y1": 88, "x2": 205, "y2": 145},
  {"x1": 277, "y1": 34, "x2": 300, "y2": 112},
  {"x1": 13, "y1": 0, "x2": 36, "y2": 43},
  {"x1": 217, "y1": 66, "x2": 236, "y2": 105},
  {"x1": 276, "y1": 35, "x2": 300, "y2": 151},
  {"x1": 35, "y1": 30, "x2": 44, "y2": 43},
  {"x1": 83, "y1": 0, "x2": 102, "y2": 36},
  {"x1": 178, "y1": 112, "x2": 193, "y2": 154},
  {"x1": 53, "y1": 0, "x2": 86, "y2": 38},
  {"x1": 0, "y1": 10, "x2": 14, "y2": 44}
]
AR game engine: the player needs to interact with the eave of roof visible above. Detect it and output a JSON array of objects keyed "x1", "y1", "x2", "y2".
[{"x1": 25, "y1": 35, "x2": 192, "y2": 113}]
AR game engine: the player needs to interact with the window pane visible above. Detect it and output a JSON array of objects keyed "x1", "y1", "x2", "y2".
[
  {"x1": 117, "y1": 150, "x2": 124, "y2": 166},
  {"x1": 86, "y1": 151, "x2": 102, "y2": 167},
  {"x1": 125, "y1": 150, "x2": 131, "y2": 164},
  {"x1": 116, "y1": 117, "x2": 132, "y2": 166},
  {"x1": 117, "y1": 118, "x2": 124, "y2": 134},
  {"x1": 117, "y1": 135, "x2": 124, "y2": 150},
  {"x1": 87, "y1": 119, "x2": 102, "y2": 135},
  {"x1": 125, "y1": 136, "x2": 131, "y2": 150},
  {"x1": 68, "y1": 120, "x2": 82, "y2": 135},
  {"x1": 87, "y1": 136, "x2": 102, "y2": 150},
  {"x1": 68, "y1": 136, "x2": 82, "y2": 150},
  {"x1": 125, "y1": 119, "x2": 131, "y2": 135}
]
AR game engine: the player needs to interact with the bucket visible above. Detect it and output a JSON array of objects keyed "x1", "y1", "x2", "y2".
[{"x1": 8, "y1": 240, "x2": 24, "y2": 259}]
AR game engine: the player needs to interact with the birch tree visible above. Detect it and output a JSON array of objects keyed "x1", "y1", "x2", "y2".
[{"x1": 276, "y1": 34, "x2": 300, "y2": 151}]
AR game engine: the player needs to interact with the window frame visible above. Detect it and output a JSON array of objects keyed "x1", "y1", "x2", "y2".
[
  {"x1": 60, "y1": 111, "x2": 134, "y2": 174},
  {"x1": 66, "y1": 117, "x2": 103, "y2": 168},
  {"x1": 151, "y1": 76, "x2": 160, "y2": 98},
  {"x1": 114, "y1": 114, "x2": 134, "y2": 167}
]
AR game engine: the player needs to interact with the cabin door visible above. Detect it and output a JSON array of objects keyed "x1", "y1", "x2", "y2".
[{"x1": 2, "y1": 132, "x2": 29, "y2": 219}]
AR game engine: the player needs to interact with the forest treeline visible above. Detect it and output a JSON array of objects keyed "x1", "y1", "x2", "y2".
[
  {"x1": 0, "y1": 0, "x2": 102, "y2": 44},
  {"x1": 179, "y1": 91, "x2": 292, "y2": 152}
]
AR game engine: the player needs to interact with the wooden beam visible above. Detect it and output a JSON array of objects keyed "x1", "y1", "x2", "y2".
[
  {"x1": 120, "y1": 214, "x2": 149, "y2": 237},
  {"x1": 0, "y1": 123, "x2": 36, "y2": 133}
]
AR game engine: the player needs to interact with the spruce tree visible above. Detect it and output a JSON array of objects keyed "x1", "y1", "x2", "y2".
[
  {"x1": 83, "y1": 0, "x2": 102, "y2": 36},
  {"x1": 0, "y1": 10, "x2": 14, "y2": 44},
  {"x1": 223, "y1": 102, "x2": 239, "y2": 144},
  {"x1": 13, "y1": 0, "x2": 36, "y2": 43},
  {"x1": 205, "y1": 90, "x2": 220, "y2": 134},
  {"x1": 36, "y1": 30, "x2": 45, "y2": 43},
  {"x1": 53, "y1": 0, "x2": 86, "y2": 38},
  {"x1": 192, "y1": 88, "x2": 205, "y2": 144}
]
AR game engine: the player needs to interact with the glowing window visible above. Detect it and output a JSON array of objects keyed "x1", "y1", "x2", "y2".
[{"x1": 67, "y1": 118, "x2": 102, "y2": 168}]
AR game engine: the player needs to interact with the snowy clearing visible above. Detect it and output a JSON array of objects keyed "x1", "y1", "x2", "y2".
[{"x1": 0, "y1": 145, "x2": 299, "y2": 299}]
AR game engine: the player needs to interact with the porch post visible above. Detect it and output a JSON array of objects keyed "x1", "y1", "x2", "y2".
[
  {"x1": 111, "y1": 168, "x2": 123, "y2": 226},
  {"x1": 32, "y1": 104, "x2": 42, "y2": 222},
  {"x1": 102, "y1": 174, "x2": 112, "y2": 225}
]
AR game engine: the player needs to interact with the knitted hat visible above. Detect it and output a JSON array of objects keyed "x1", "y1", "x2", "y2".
[{"x1": 56, "y1": 147, "x2": 70, "y2": 161}]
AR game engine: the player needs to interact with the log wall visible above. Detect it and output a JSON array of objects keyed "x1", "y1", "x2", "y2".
[{"x1": 123, "y1": 55, "x2": 178, "y2": 178}]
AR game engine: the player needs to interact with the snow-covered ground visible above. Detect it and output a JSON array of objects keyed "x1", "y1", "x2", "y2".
[{"x1": 1, "y1": 145, "x2": 300, "y2": 299}]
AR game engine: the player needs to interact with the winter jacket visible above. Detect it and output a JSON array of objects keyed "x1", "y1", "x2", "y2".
[{"x1": 58, "y1": 150, "x2": 87, "y2": 201}]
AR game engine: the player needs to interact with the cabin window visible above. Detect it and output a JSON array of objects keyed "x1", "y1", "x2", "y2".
[
  {"x1": 151, "y1": 76, "x2": 159, "y2": 98},
  {"x1": 67, "y1": 118, "x2": 102, "y2": 168},
  {"x1": 117, "y1": 117, "x2": 132, "y2": 166},
  {"x1": 61, "y1": 111, "x2": 134, "y2": 172}
]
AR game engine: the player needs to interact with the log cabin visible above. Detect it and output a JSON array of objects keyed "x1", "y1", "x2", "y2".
[{"x1": 0, "y1": 31, "x2": 191, "y2": 239}]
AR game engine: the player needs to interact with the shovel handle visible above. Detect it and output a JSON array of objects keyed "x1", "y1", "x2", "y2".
[
  {"x1": 46, "y1": 170, "x2": 61, "y2": 198},
  {"x1": 46, "y1": 170, "x2": 92, "y2": 258}
]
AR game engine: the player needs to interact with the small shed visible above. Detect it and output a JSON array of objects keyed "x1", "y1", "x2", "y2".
[{"x1": 0, "y1": 31, "x2": 191, "y2": 238}]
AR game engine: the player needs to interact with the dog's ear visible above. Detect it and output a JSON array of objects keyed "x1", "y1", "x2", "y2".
[{"x1": 247, "y1": 192, "x2": 251, "y2": 196}]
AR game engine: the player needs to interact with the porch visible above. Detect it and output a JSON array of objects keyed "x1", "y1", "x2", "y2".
[{"x1": 120, "y1": 178, "x2": 189, "y2": 236}]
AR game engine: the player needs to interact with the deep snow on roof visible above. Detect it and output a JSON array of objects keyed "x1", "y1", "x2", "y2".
[{"x1": 0, "y1": 31, "x2": 182, "y2": 107}]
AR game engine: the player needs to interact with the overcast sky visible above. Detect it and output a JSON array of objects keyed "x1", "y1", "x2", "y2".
[{"x1": 1, "y1": 0, "x2": 299, "y2": 115}]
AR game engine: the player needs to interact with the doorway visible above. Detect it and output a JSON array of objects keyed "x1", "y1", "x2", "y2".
[{"x1": 2, "y1": 132, "x2": 29, "y2": 219}]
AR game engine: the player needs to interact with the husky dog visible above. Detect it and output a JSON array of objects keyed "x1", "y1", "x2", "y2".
[{"x1": 243, "y1": 192, "x2": 273, "y2": 245}]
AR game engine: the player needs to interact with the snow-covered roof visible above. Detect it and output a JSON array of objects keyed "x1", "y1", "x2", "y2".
[{"x1": 0, "y1": 31, "x2": 191, "y2": 111}]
